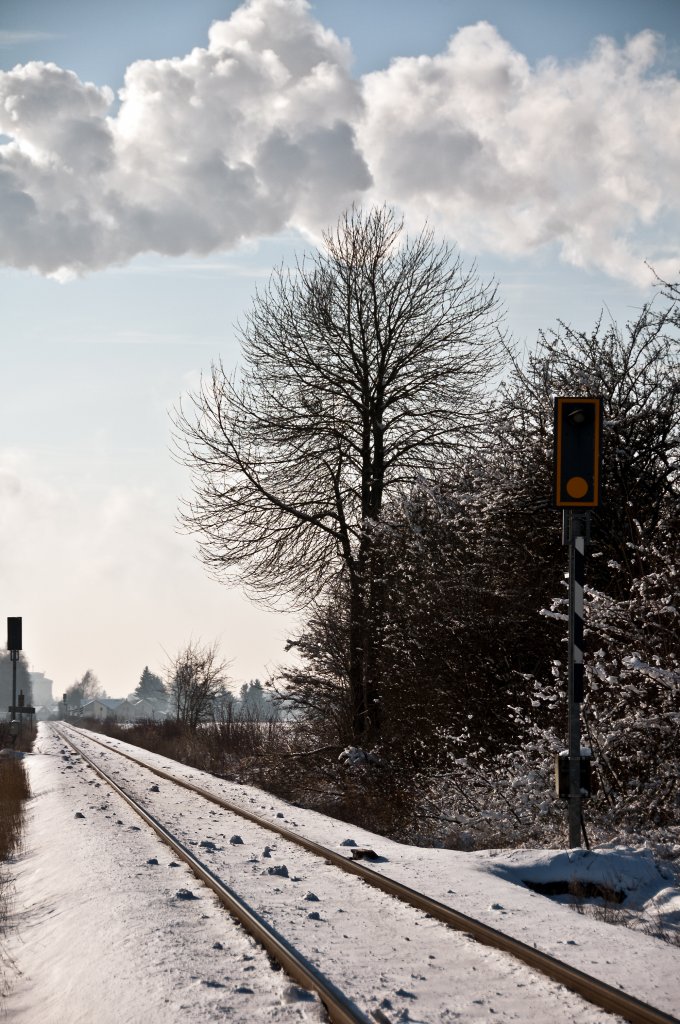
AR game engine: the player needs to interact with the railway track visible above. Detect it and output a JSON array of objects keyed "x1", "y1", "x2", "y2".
[
  {"x1": 55, "y1": 724, "x2": 370, "y2": 1024},
  {"x1": 56, "y1": 723, "x2": 679, "y2": 1024}
]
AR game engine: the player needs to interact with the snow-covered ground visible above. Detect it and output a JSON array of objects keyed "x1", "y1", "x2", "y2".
[{"x1": 1, "y1": 723, "x2": 679, "y2": 1023}]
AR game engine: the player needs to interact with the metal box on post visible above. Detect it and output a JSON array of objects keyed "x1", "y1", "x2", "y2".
[
  {"x1": 555, "y1": 751, "x2": 595, "y2": 799},
  {"x1": 553, "y1": 397, "x2": 602, "y2": 508},
  {"x1": 7, "y1": 617, "x2": 22, "y2": 651}
]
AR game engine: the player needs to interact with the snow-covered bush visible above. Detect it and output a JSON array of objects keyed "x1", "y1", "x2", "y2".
[{"x1": 276, "y1": 281, "x2": 679, "y2": 849}]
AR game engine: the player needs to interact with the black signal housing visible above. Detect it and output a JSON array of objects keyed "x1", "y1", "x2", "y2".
[
  {"x1": 554, "y1": 397, "x2": 602, "y2": 508},
  {"x1": 7, "y1": 617, "x2": 22, "y2": 651}
]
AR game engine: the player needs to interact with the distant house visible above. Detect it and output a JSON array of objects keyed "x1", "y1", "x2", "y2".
[
  {"x1": 114, "y1": 699, "x2": 139, "y2": 722},
  {"x1": 79, "y1": 698, "x2": 121, "y2": 721},
  {"x1": 129, "y1": 698, "x2": 161, "y2": 720},
  {"x1": 114, "y1": 698, "x2": 163, "y2": 722},
  {"x1": 77, "y1": 696, "x2": 165, "y2": 723}
]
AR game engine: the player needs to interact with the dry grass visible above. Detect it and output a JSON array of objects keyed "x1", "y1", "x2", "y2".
[
  {"x1": 0, "y1": 757, "x2": 31, "y2": 863},
  {"x1": 85, "y1": 708, "x2": 289, "y2": 776},
  {"x1": 568, "y1": 881, "x2": 680, "y2": 947},
  {"x1": 0, "y1": 736, "x2": 32, "y2": 996},
  {"x1": 0, "y1": 721, "x2": 33, "y2": 864},
  {"x1": 80, "y1": 714, "x2": 415, "y2": 839},
  {"x1": 0, "y1": 722, "x2": 37, "y2": 755}
]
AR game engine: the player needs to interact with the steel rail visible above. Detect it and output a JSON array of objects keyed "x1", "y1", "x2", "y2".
[
  {"x1": 56, "y1": 726, "x2": 374, "y2": 1024},
  {"x1": 60, "y1": 724, "x2": 679, "y2": 1024}
]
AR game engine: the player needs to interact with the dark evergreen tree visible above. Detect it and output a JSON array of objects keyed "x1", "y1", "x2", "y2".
[
  {"x1": 238, "y1": 679, "x2": 276, "y2": 717},
  {"x1": 134, "y1": 666, "x2": 167, "y2": 702}
]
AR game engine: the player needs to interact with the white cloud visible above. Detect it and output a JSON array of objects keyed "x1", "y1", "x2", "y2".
[
  {"x1": 0, "y1": 2, "x2": 678, "y2": 282},
  {"x1": 0, "y1": 0, "x2": 369, "y2": 276},
  {"x1": 358, "y1": 23, "x2": 680, "y2": 284}
]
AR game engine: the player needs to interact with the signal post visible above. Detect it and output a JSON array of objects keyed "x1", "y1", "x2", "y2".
[
  {"x1": 7, "y1": 617, "x2": 25, "y2": 742},
  {"x1": 553, "y1": 398, "x2": 602, "y2": 848}
]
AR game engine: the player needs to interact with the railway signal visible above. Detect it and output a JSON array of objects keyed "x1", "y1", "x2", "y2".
[
  {"x1": 7, "y1": 616, "x2": 22, "y2": 652},
  {"x1": 553, "y1": 399, "x2": 602, "y2": 849},
  {"x1": 7, "y1": 616, "x2": 23, "y2": 735},
  {"x1": 553, "y1": 397, "x2": 602, "y2": 507}
]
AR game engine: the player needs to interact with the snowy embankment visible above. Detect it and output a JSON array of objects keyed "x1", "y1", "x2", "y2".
[{"x1": 1, "y1": 723, "x2": 678, "y2": 1023}]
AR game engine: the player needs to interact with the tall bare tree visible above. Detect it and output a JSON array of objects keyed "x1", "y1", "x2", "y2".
[
  {"x1": 167, "y1": 640, "x2": 229, "y2": 729},
  {"x1": 173, "y1": 206, "x2": 504, "y2": 742},
  {"x1": 65, "y1": 669, "x2": 105, "y2": 708}
]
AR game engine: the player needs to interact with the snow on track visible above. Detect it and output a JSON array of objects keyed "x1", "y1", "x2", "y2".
[
  {"x1": 24, "y1": 724, "x2": 628, "y2": 1024},
  {"x1": 67, "y1": 724, "x2": 680, "y2": 1020},
  {"x1": 3, "y1": 727, "x2": 326, "y2": 1024}
]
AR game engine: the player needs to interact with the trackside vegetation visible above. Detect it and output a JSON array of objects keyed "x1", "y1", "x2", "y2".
[
  {"x1": 0, "y1": 723, "x2": 34, "y2": 992},
  {"x1": 101, "y1": 208, "x2": 680, "y2": 856},
  {"x1": 0, "y1": 755, "x2": 31, "y2": 864}
]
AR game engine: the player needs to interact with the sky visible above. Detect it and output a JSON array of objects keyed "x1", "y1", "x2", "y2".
[{"x1": 1, "y1": 0, "x2": 679, "y2": 699}]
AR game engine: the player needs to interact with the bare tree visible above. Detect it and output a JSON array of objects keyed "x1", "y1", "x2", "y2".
[
  {"x1": 173, "y1": 205, "x2": 504, "y2": 742},
  {"x1": 167, "y1": 640, "x2": 229, "y2": 729},
  {"x1": 65, "y1": 669, "x2": 105, "y2": 708}
]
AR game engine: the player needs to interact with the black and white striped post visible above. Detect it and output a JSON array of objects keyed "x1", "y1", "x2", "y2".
[
  {"x1": 567, "y1": 510, "x2": 586, "y2": 847},
  {"x1": 554, "y1": 398, "x2": 602, "y2": 849}
]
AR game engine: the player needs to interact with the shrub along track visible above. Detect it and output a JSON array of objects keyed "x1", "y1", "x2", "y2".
[
  {"x1": 57, "y1": 724, "x2": 678, "y2": 1024},
  {"x1": 0, "y1": 753, "x2": 31, "y2": 863},
  {"x1": 0, "y1": 750, "x2": 32, "y2": 997}
]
